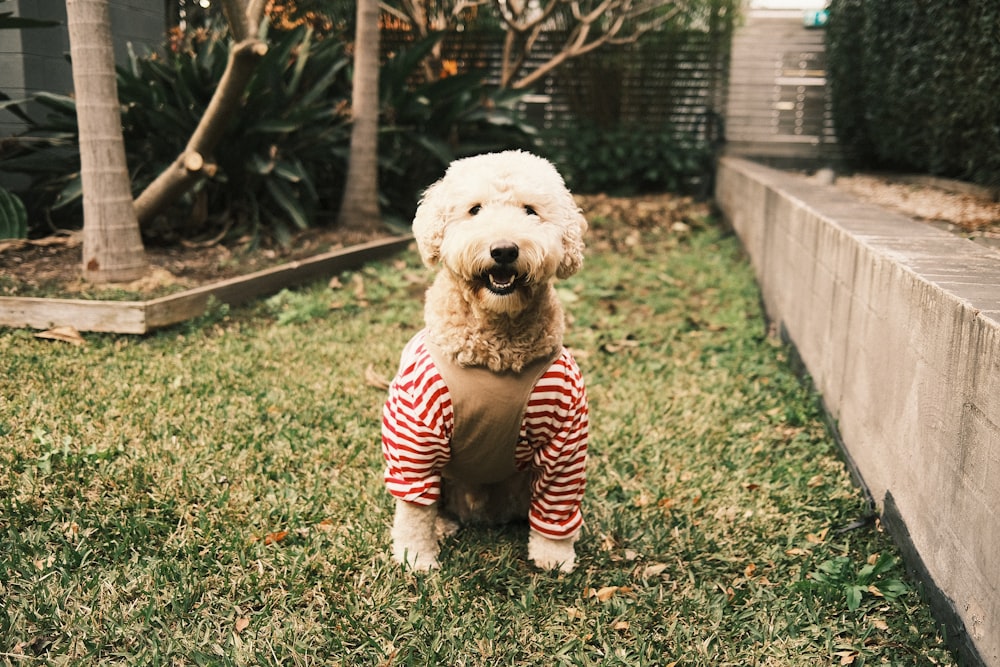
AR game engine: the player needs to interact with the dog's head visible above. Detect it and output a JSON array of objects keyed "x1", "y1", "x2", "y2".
[{"x1": 412, "y1": 151, "x2": 587, "y2": 313}]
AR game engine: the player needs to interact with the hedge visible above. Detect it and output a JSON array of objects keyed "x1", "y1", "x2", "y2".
[{"x1": 826, "y1": 0, "x2": 1000, "y2": 186}]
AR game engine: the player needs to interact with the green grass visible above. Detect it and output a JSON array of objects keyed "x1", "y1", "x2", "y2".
[{"x1": 0, "y1": 210, "x2": 955, "y2": 665}]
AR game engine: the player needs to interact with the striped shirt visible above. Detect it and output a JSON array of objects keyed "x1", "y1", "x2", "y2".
[{"x1": 382, "y1": 330, "x2": 588, "y2": 539}]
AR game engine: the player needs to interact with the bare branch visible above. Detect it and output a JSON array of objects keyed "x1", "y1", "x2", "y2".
[{"x1": 503, "y1": 0, "x2": 689, "y2": 89}]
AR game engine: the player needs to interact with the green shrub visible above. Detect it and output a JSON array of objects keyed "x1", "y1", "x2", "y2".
[
  {"x1": 376, "y1": 33, "x2": 537, "y2": 225},
  {"x1": 1, "y1": 20, "x2": 355, "y2": 245},
  {"x1": 826, "y1": 0, "x2": 1000, "y2": 186},
  {"x1": 0, "y1": 27, "x2": 536, "y2": 243},
  {"x1": 539, "y1": 122, "x2": 714, "y2": 195}
]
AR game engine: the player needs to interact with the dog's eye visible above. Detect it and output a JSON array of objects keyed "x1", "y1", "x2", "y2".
[
  {"x1": 524, "y1": 205, "x2": 537, "y2": 216},
  {"x1": 469, "y1": 204, "x2": 482, "y2": 216}
]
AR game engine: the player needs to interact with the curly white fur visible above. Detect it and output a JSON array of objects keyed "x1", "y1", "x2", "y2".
[
  {"x1": 411, "y1": 150, "x2": 588, "y2": 373},
  {"x1": 391, "y1": 150, "x2": 587, "y2": 572}
]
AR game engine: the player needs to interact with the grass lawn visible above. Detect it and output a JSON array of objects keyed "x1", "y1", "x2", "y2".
[{"x1": 0, "y1": 200, "x2": 955, "y2": 665}]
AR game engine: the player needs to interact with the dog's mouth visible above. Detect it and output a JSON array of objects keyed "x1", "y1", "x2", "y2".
[{"x1": 480, "y1": 266, "x2": 524, "y2": 296}]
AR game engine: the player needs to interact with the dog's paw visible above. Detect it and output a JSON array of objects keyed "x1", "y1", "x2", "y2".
[
  {"x1": 435, "y1": 514, "x2": 460, "y2": 539},
  {"x1": 392, "y1": 547, "x2": 440, "y2": 572},
  {"x1": 391, "y1": 499, "x2": 441, "y2": 571},
  {"x1": 528, "y1": 529, "x2": 578, "y2": 573}
]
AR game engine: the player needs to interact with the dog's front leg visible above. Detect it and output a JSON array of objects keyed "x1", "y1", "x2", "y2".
[
  {"x1": 391, "y1": 499, "x2": 441, "y2": 571},
  {"x1": 528, "y1": 529, "x2": 578, "y2": 573}
]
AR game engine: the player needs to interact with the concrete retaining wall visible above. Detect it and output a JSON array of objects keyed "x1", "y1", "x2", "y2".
[{"x1": 716, "y1": 157, "x2": 1000, "y2": 666}]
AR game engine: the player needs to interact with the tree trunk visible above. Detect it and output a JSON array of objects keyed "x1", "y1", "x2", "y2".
[
  {"x1": 337, "y1": 0, "x2": 381, "y2": 233},
  {"x1": 67, "y1": 0, "x2": 148, "y2": 283}
]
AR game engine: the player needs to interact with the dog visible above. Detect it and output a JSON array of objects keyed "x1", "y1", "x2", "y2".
[{"x1": 381, "y1": 150, "x2": 589, "y2": 572}]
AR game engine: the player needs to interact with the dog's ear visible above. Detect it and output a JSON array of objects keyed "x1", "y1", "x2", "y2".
[
  {"x1": 557, "y1": 206, "x2": 588, "y2": 279},
  {"x1": 411, "y1": 180, "x2": 447, "y2": 268}
]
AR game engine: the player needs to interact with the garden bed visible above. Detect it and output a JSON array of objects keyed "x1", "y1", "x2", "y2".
[{"x1": 0, "y1": 232, "x2": 412, "y2": 334}]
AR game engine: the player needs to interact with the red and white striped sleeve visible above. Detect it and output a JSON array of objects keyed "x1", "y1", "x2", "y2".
[
  {"x1": 518, "y1": 348, "x2": 589, "y2": 540},
  {"x1": 381, "y1": 333, "x2": 453, "y2": 506}
]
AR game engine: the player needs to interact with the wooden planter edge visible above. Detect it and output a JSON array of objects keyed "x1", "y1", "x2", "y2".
[{"x1": 1, "y1": 235, "x2": 414, "y2": 335}]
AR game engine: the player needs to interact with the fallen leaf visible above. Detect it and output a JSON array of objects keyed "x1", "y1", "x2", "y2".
[
  {"x1": 352, "y1": 273, "x2": 366, "y2": 300},
  {"x1": 612, "y1": 620, "x2": 630, "y2": 631},
  {"x1": 872, "y1": 618, "x2": 889, "y2": 631},
  {"x1": 565, "y1": 606, "x2": 585, "y2": 620},
  {"x1": 744, "y1": 562, "x2": 757, "y2": 578},
  {"x1": 235, "y1": 617, "x2": 250, "y2": 633},
  {"x1": 807, "y1": 474, "x2": 825, "y2": 488},
  {"x1": 586, "y1": 585, "x2": 632, "y2": 602},
  {"x1": 785, "y1": 547, "x2": 811, "y2": 557},
  {"x1": 35, "y1": 326, "x2": 85, "y2": 346},
  {"x1": 263, "y1": 530, "x2": 288, "y2": 545},
  {"x1": 835, "y1": 650, "x2": 858, "y2": 665},
  {"x1": 868, "y1": 585, "x2": 884, "y2": 598},
  {"x1": 365, "y1": 364, "x2": 391, "y2": 390},
  {"x1": 642, "y1": 563, "x2": 668, "y2": 578},
  {"x1": 806, "y1": 527, "x2": 829, "y2": 544},
  {"x1": 316, "y1": 518, "x2": 335, "y2": 532},
  {"x1": 600, "y1": 337, "x2": 640, "y2": 354}
]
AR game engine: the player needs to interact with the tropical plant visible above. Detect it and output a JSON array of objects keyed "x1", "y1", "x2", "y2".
[
  {"x1": 0, "y1": 26, "x2": 536, "y2": 243},
  {"x1": 0, "y1": 186, "x2": 27, "y2": 239},
  {"x1": 0, "y1": 20, "x2": 354, "y2": 245},
  {"x1": 377, "y1": 34, "x2": 537, "y2": 224}
]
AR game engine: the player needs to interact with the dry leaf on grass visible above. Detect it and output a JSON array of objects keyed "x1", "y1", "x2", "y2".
[
  {"x1": 234, "y1": 617, "x2": 250, "y2": 633},
  {"x1": 35, "y1": 326, "x2": 85, "y2": 346},
  {"x1": 641, "y1": 563, "x2": 668, "y2": 578},
  {"x1": 835, "y1": 650, "x2": 859, "y2": 665},
  {"x1": 365, "y1": 364, "x2": 391, "y2": 390},
  {"x1": 586, "y1": 585, "x2": 633, "y2": 602},
  {"x1": 263, "y1": 530, "x2": 288, "y2": 545},
  {"x1": 806, "y1": 527, "x2": 830, "y2": 544}
]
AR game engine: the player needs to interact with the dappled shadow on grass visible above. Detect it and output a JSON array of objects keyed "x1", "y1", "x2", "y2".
[{"x1": 0, "y1": 196, "x2": 954, "y2": 665}]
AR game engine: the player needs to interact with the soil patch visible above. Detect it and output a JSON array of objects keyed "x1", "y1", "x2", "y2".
[{"x1": 0, "y1": 227, "x2": 389, "y2": 300}]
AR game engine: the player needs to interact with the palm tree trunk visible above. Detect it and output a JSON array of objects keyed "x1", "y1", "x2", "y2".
[
  {"x1": 337, "y1": 0, "x2": 381, "y2": 233},
  {"x1": 66, "y1": 0, "x2": 148, "y2": 283}
]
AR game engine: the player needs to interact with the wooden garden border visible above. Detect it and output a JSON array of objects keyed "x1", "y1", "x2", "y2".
[{"x1": 0, "y1": 235, "x2": 413, "y2": 334}]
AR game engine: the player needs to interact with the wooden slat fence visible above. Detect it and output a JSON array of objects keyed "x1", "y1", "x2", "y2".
[
  {"x1": 381, "y1": 25, "x2": 732, "y2": 145},
  {"x1": 724, "y1": 11, "x2": 841, "y2": 163}
]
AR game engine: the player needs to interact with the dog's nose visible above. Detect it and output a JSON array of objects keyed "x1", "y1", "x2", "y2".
[{"x1": 490, "y1": 242, "x2": 519, "y2": 264}]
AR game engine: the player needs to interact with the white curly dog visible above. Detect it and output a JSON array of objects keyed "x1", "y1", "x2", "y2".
[{"x1": 381, "y1": 150, "x2": 590, "y2": 572}]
